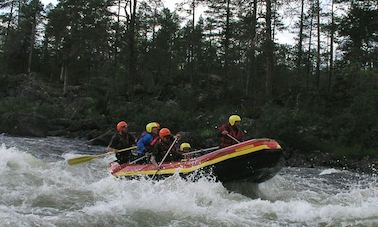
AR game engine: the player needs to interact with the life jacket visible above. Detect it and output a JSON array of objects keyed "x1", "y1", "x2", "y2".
[
  {"x1": 138, "y1": 131, "x2": 159, "y2": 153},
  {"x1": 219, "y1": 123, "x2": 244, "y2": 148},
  {"x1": 150, "y1": 136, "x2": 159, "y2": 146}
]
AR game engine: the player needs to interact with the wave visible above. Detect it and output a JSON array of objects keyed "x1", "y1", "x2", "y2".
[
  {"x1": 319, "y1": 168, "x2": 342, "y2": 175},
  {"x1": 0, "y1": 139, "x2": 378, "y2": 226}
]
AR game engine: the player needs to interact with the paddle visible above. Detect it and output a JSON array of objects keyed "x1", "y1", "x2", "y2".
[
  {"x1": 129, "y1": 155, "x2": 147, "y2": 164},
  {"x1": 183, "y1": 146, "x2": 219, "y2": 156},
  {"x1": 217, "y1": 126, "x2": 242, "y2": 144},
  {"x1": 151, "y1": 137, "x2": 179, "y2": 180},
  {"x1": 67, "y1": 146, "x2": 137, "y2": 165},
  {"x1": 226, "y1": 133, "x2": 241, "y2": 143}
]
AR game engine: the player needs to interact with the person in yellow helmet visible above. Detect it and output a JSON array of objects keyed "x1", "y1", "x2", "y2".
[
  {"x1": 135, "y1": 122, "x2": 160, "y2": 157},
  {"x1": 218, "y1": 115, "x2": 245, "y2": 148},
  {"x1": 180, "y1": 142, "x2": 192, "y2": 159},
  {"x1": 180, "y1": 143, "x2": 191, "y2": 152}
]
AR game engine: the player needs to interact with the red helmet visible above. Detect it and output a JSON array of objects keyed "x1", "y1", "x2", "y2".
[
  {"x1": 116, "y1": 121, "x2": 128, "y2": 132},
  {"x1": 159, "y1": 128, "x2": 171, "y2": 138}
]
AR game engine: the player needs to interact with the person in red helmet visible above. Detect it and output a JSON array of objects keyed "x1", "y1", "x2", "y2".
[
  {"x1": 150, "y1": 128, "x2": 182, "y2": 168},
  {"x1": 108, "y1": 121, "x2": 136, "y2": 164}
]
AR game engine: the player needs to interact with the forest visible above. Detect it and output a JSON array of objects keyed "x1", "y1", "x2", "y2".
[{"x1": 0, "y1": 0, "x2": 377, "y2": 165}]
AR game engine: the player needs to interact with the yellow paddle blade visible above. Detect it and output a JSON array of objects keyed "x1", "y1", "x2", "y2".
[
  {"x1": 67, "y1": 154, "x2": 104, "y2": 165},
  {"x1": 67, "y1": 146, "x2": 137, "y2": 166}
]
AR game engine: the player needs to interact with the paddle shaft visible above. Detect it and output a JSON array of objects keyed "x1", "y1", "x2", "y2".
[
  {"x1": 111, "y1": 146, "x2": 137, "y2": 154},
  {"x1": 217, "y1": 126, "x2": 242, "y2": 144},
  {"x1": 129, "y1": 155, "x2": 147, "y2": 164},
  {"x1": 67, "y1": 146, "x2": 137, "y2": 165},
  {"x1": 99, "y1": 146, "x2": 137, "y2": 158},
  {"x1": 152, "y1": 137, "x2": 179, "y2": 179},
  {"x1": 183, "y1": 146, "x2": 219, "y2": 156},
  {"x1": 227, "y1": 133, "x2": 241, "y2": 143}
]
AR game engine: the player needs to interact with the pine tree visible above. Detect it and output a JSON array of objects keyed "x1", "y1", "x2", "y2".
[{"x1": 46, "y1": 0, "x2": 112, "y2": 92}]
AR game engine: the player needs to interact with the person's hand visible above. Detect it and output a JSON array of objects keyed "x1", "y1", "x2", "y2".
[
  {"x1": 175, "y1": 133, "x2": 182, "y2": 140},
  {"x1": 131, "y1": 149, "x2": 139, "y2": 156},
  {"x1": 107, "y1": 147, "x2": 114, "y2": 153},
  {"x1": 221, "y1": 130, "x2": 229, "y2": 135}
]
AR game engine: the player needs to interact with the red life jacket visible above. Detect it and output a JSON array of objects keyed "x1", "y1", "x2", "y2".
[
  {"x1": 150, "y1": 136, "x2": 159, "y2": 146},
  {"x1": 138, "y1": 131, "x2": 159, "y2": 152},
  {"x1": 219, "y1": 123, "x2": 245, "y2": 148}
]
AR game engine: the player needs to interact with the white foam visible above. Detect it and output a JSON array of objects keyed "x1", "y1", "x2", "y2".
[
  {"x1": 1, "y1": 140, "x2": 378, "y2": 226},
  {"x1": 0, "y1": 144, "x2": 43, "y2": 171},
  {"x1": 319, "y1": 168, "x2": 342, "y2": 175}
]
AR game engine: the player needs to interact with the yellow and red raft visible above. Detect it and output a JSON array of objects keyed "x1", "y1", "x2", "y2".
[{"x1": 109, "y1": 138, "x2": 283, "y2": 183}]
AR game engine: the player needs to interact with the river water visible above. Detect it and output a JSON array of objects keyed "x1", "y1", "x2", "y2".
[{"x1": 1, "y1": 135, "x2": 377, "y2": 226}]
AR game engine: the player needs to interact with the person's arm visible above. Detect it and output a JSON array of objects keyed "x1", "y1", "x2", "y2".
[
  {"x1": 107, "y1": 134, "x2": 118, "y2": 152},
  {"x1": 129, "y1": 133, "x2": 137, "y2": 146},
  {"x1": 136, "y1": 134, "x2": 153, "y2": 155},
  {"x1": 150, "y1": 143, "x2": 161, "y2": 168},
  {"x1": 150, "y1": 155, "x2": 159, "y2": 168},
  {"x1": 136, "y1": 139, "x2": 145, "y2": 155},
  {"x1": 171, "y1": 145, "x2": 184, "y2": 158},
  {"x1": 136, "y1": 134, "x2": 148, "y2": 155},
  {"x1": 240, "y1": 130, "x2": 245, "y2": 141},
  {"x1": 219, "y1": 124, "x2": 228, "y2": 136}
]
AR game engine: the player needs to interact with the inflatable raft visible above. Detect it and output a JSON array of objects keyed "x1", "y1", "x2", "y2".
[{"x1": 109, "y1": 138, "x2": 283, "y2": 183}]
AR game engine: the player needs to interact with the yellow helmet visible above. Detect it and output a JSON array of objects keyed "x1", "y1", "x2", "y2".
[
  {"x1": 229, "y1": 115, "x2": 241, "y2": 126},
  {"x1": 180, "y1": 143, "x2": 191, "y2": 151},
  {"x1": 146, "y1": 122, "x2": 159, "y2": 133}
]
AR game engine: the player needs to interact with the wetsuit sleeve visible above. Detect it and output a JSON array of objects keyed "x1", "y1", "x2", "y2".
[
  {"x1": 108, "y1": 134, "x2": 120, "y2": 149},
  {"x1": 218, "y1": 124, "x2": 227, "y2": 137},
  {"x1": 136, "y1": 134, "x2": 153, "y2": 155},
  {"x1": 129, "y1": 133, "x2": 136, "y2": 145},
  {"x1": 240, "y1": 131, "x2": 245, "y2": 141},
  {"x1": 151, "y1": 143, "x2": 160, "y2": 157}
]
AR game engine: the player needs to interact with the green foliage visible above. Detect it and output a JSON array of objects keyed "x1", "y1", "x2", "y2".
[
  {"x1": 326, "y1": 143, "x2": 377, "y2": 159},
  {"x1": 0, "y1": 0, "x2": 377, "y2": 160},
  {"x1": 0, "y1": 97, "x2": 34, "y2": 114},
  {"x1": 338, "y1": 3, "x2": 378, "y2": 68}
]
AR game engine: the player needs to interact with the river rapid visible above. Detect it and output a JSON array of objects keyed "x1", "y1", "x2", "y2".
[{"x1": 0, "y1": 135, "x2": 377, "y2": 226}]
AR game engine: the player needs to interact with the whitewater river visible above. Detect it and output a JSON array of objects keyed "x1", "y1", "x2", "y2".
[{"x1": 1, "y1": 135, "x2": 377, "y2": 226}]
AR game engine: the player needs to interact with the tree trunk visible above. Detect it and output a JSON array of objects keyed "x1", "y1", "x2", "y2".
[
  {"x1": 245, "y1": 0, "x2": 257, "y2": 98},
  {"x1": 297, "y1": 0, "x2": 304, "y2": 71},
  {"x1": 4, "y1": 0, "x2": 15, "y2": 45},
  {"x1": 272, "y1": 1, "x2": 277, "y2": 42},
  {"x1": 265, "y1": 0, "x2": 273, "y2": 99},
  {"x1": 224, "y1": 0, "x2": 231, "y2": 78},
  {"x1": 316, "y1": 0, "x2": 320, "y2": 90},
  {"x1": 63, "y1": 65, "x2": 68, "y2": 95},
  {"x1": 27, "y1": 4, "x2": 38, "y2": 75},
  {"x1": 3, "y1": 0, "x2": 15, "y2": 72},
  {"x1": 17, "y1": 0, "x2": 22, "y2": 26},
  {"x1": 306, "y1": 0, "x2": 315, "y2": 89},
  {"x1": 152, "y1": 7, "x2": 157, "y2": 41},
  {"x1": 114, "y1": 0, "x2": 121, "y2": 64},
  {"x1": 127, "y1": 0, "x2": 137, "y2": 90},
  {"x1": 328, "y1": 0, "x2": 334, "y2": 92},
  {"x1": 190, "y1": 0, "x2": 195, "y2": 84}
]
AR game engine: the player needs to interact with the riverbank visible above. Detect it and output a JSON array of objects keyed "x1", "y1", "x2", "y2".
[
  {"x1": 283, "y1": 148, "x2": 378, "y2": 174},
  {"x1": 1, "y1": 73, "x2": 377, "y2": 173}
]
